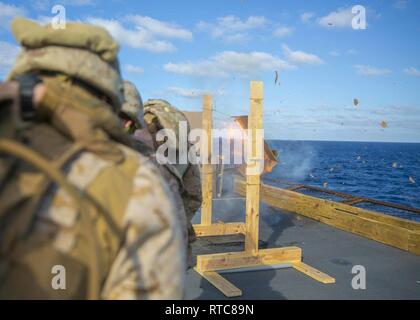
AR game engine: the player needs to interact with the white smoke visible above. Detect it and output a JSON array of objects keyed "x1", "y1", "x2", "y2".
[{"x1": 271, "y1": 142, "x2": 316, "y2": 181}]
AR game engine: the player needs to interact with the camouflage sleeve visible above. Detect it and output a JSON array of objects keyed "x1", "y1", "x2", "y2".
[
  {"x1": 159, "y1": 165, "x2": 189, "y2": 248},
  {"x1": 182, "y1": 163, "x2": 202, "y2": 222},
  {"x1": 101, "y1": 151, "x2": 186, "y2": 300}
]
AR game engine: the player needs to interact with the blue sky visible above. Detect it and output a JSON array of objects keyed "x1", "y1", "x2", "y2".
[{"x1": 0, "y1": 0, "x2": 419, "y2": 142}]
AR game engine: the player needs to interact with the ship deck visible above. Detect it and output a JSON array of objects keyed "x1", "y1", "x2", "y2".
[{"x1": 186, "y1": 198, "x2": 420, "y2": 300}]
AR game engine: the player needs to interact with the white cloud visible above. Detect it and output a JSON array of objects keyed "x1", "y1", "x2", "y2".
[
  {"x1": 197, "y1": 15, "x2": 267, "y2": 43},
  {"x1": 67, "y1": 0, "x2": 93, "y2": 5},
  {"x1": 126, "y1": 15, "x2": 192, "y2": 41},
  {"x1": 164, "y1": 61, "x2": 224, "y2": 77},
  {"x1": 273, "y1": 26, "x2": 293, "y2": 38},
  {"x1": 168, "y1": 86, "x2": 207, "y2": 98},
  {"x1": 164, "y1": 51, "x2": 295, "y2": 78},
  {"x1": 393, "y1": 0, "x2": 409, "y2": 10},
  {"x1": 88, "y1": 18, "x2": 174, "y2": 52},
  {"x1": 354, "y1": 65, "x2": 391, "y2": 76},
  {"x1": 367, "y1": 105, "x2": 420, "y2": 117},
  {"x1": 318, "y1": 7, "x2": 354, "y2": 28},
  {"x1": 282, "y1": 44, "x2": 323, "y2": 65},
  {"x1": 0, "y1": 2, "x2": 26, "y2": 29},
  {"x1": 87, "y1": 16, "x2": 192, "y2": 53},
  {"x1": 0, "y1": 41, "x2": 20, "y2": 76},
  {"x1": 32, "y1": 0, "x2": 93, "y2": 11},
  {"x1": 329, "y1": 50, "x2": 340, "y2": 57},
  {"x1": 167, "y1": 86, "x2": 224, "y2": 99},
  {"x1": 300, "y1": 12, "x2": 315, "y2": 23},
  {"x1": 60, "y1": 0, "x2": 93, "y2": 5},
  {"x1": 32, "y1": 0, "x2": 49, "y2": 10},
  {"x1": 403, "y1": 67, "x2": 420, "y2": 77},
  {"x1": 124, "y1": 64, "x2": 144, "y2": 74}
]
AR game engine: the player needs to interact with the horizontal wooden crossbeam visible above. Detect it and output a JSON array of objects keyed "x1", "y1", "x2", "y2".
[
  {"x1": 193, "y1": 222, "x2": 246, "y2": 237},
  {"x1": 196, "y1": 246, "x2": 302, "y2": 273}
]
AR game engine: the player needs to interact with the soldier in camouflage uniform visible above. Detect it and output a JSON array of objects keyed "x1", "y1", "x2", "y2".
[
  {"x1": 0, "y1": 18, "x2": 185, "y2": 299},
  {"x1": 143, "y1": 99, "x2": 202, "y2": 252},
  {"x1": 119, "y1": 85, "x2": 202, "y2": 264}
]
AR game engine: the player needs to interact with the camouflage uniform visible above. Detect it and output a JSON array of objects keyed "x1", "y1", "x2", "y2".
[
  {"x1": 143, "y1": 99, "x2": 202, "y2": 249},
  {"x1": 120, "y1": 88, "x2": 202, "y2": 259},
  {"x1": 0, "y1": 18, "x2": 185, "y2": 299},
  {"x1": 121, "y1": 83, "x2": 189, "y2": 251}
]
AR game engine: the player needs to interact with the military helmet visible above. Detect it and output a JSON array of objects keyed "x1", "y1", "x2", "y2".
[
  {"x1": 143, "y1": 99, "x2": 190, "y2": 136},
  {"x1": 7, "y1": 18, "x2": 124, "y2": 111},
  {"x1": 120, "y1": 80, "x2": 145, "y2": 128},
  {"x1": 143, "y1": 99, "x2": 191, "y2": 179}
]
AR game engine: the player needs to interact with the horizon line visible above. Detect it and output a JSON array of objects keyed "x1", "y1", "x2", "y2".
[{"x1": 264, "y1": 138, "x2": 420, "y2": 144}]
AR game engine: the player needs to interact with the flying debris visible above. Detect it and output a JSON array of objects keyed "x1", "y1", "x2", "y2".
[
  {"x1": 323, "y1": 182, "x2": 328, "y2": 188},
  {"x1": 357, "y1": 156, "x2": 361, "y2": 160},
  {"x1": 309, "y1": 173, "x2": 315, "y2": 178},
  {"x1": 409, "y1": 176, "x2": 416, "y2": 184},
  {"x1": 353, "y1": 98, "x2": 359, "y2": 107},
  {"x1": 274, "y1": 70, "x2": 280, "y2": 85},
  {"x1": 380, "y1": 121, "x2": 388, "y2": 128},
  {"x1": 392, "y1": 162, "x2": 398, "y2": 168}
]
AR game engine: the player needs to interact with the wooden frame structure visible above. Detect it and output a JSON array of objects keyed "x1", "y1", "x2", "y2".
[
  {"x1": 192, "y1": 94, "x2": 246, "y2": 238},
  {"x1": 194, "y1": 81, "x2": 335, "y2": 297}
]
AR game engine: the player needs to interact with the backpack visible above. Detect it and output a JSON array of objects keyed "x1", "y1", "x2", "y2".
[{"x1": 0, "y1": 80, "x2": 125, "y2": 299}]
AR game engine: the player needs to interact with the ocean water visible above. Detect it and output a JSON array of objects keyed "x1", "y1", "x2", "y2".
[{"x1": 264, "y1": 140, "x2": 420, "y2": 222}]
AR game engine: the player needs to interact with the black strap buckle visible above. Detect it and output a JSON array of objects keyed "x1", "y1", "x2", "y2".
[{"x1": 15, "y1": 74, "x2": 42, "y2": 121}]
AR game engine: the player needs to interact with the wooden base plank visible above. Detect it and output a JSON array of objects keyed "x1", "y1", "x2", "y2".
[
  {"x1": 292, "y1": 262, "x2": 335, "y2": 284},
  {"x1": 195, "y1": 268, "x2": 242, "y2": 297},
  {"x1": 193, "y1": 222, "x2": 246, "y2": 237},
  {"x1": 195, "y1": 247, "x2": 335, "y2": 297},
  {"x1": 196, "y1": 246, "x2": 302, "y2": 273},
  {"x1": 218, "y1": 263, "x2": 291, "y2": 274}
]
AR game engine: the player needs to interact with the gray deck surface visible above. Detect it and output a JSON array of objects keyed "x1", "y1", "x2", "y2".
[{"x1": 186, "y1": 198, "x2": 420, "y2": 300}]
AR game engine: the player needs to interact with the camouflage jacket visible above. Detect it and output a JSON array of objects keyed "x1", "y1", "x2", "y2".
[{"x1": 0, "y1": 82, "x2": 185, "y2": 300}]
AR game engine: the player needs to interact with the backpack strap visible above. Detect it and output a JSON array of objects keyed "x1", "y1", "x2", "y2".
[
  {"x1": 0, "y1": 133, "x2": 87, "y2": 246},
  {"x1": 0, "y1": 138, "x2": 101, "y2": 299}
]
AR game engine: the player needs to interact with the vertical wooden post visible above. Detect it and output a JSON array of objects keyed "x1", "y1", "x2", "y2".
[
  {"x1": 245, "y1": 81, "x2": 263, "y2": 254},
  {"x1": 201, "y1": 95, "x2": 213, "y2": 226},
  {"x1": 194, "y1": 81, "x2": 335, "y2": 297}
]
